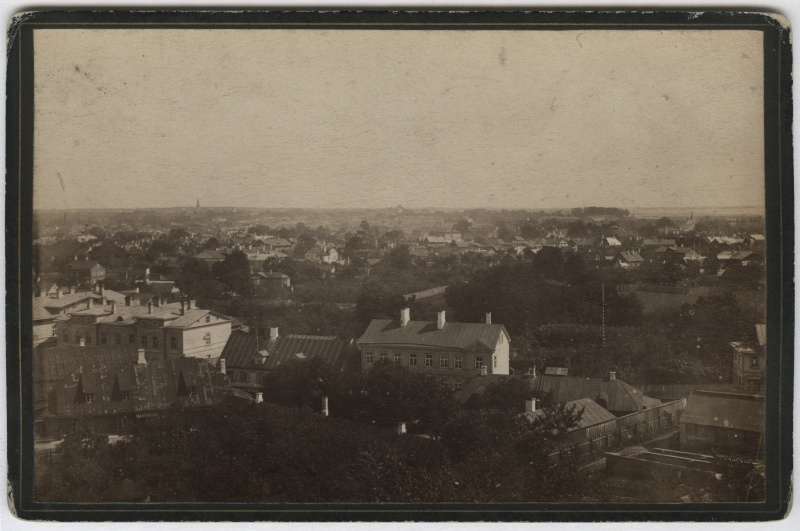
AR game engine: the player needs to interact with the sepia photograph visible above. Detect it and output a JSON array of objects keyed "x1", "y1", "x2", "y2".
[{"x1": 5, "y1": 10, "x2": 793, "y2": 521}]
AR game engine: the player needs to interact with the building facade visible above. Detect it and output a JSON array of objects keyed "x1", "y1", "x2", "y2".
[
  {"x1": 54, "y1": 298, "x2": 233, "y2": 361},
  {"x1": 357, "y1": 308, "x2": 511, "y2": 391}
]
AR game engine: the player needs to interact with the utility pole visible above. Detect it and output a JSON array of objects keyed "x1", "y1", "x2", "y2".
[{"x1": 601, "y1": 281, "x2": 606, "y2": 351}]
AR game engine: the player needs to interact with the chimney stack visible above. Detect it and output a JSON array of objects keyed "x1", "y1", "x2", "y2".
[
  {"x1": 189, "y1": 300, "x2": 196, "y2": 310},
  {"x1": 147, "y1": 301, "x2": 153, "y2": 314},
  {"x1": 485, "y1": 312, "x2": 492, "y2": 325},
  {"x1": 137, "y1": 348, "x2": 146, "y2": 365},
  {"x1": 321, "y1": 396, "x2": 329, "y2": 417},
  {"x1": 397, "y1": 422, "x2": 407, "y2": 435},
  {"x1": 154, "y1": 296, "x2": 160, "y2": 308},
  {"x1": 525, "y1": 398, "x2": 538, "y2": 413},
  {"x1": 87, "y1": 298, "x2": 94, "y2": 309},
  {"x1": 219, "y1": 358, "x2": 226, "y2": 374},
  {"x1": 180, "y1": 300, "x2": 185, "y2": 316},
  {"x1": 69, "y1": 286, "x2": 74, "y2": 294},
  {"x1": 110, "y1": 301, "x2": 116, "y2": 314},
  {"x1": 437, "y1": 310, "x2": 446, "y2": 330},
  {"x1": 480, "y1": 365, "x2": 488, "y2": 376},
  {"x1": 254, "y1": 391, "x2": 263, "y2": 404},
  {"x1": 124, "y1": 296, "x2": 131, "y2": 306},
  {"x1": 134, "y1": 286, "x2": 139, "y2": 293},
  {"x1": 57, "y1": 289, "x2": 62, "y2": 299},
  {"x1": 269, "y1": 327, "x2": 279, "y2": 340},
  {"x1": 609, "y1": 371, "x2": 616, "y2": 381},
  {"x1": 99, "y1": 284, "x2": 104, "y2": 296},
  {"x1": 400, "y1": 307, "x2": 410, "y2": 327},
  {"x1": 79, "y1": 337, "x2": 86, "y2": 347}
]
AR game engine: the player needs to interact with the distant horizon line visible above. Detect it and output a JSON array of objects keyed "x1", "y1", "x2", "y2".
[{"x1": 34, "y1": 205, "x2": 765, "y2": 213}]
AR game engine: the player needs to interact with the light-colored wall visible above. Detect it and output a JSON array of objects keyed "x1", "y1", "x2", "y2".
[
  {"x1": 180, "y1": 319, "x2": 232, "y2": 359},
  {"x1": 33, "y1": 319, "x2": 56, "y2": 346}
]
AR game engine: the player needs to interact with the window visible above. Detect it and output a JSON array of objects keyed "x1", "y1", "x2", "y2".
[
  {"x1": 206, "y1": 316, "x2": 211, "y2": 323},
  {"x1": 379, "y1": 351, "x2": 387, "y2": 362},
  {"x1": 52, "y1": 324, "x2": 57, "y2": 337},
  {"x1": 100, "y1": 333, "x2": 107, "y2": 345},
  {"x1": 475, "y1": 356, "x2": 484, "y2": 370},
  {"x1": 140, "y1": 336, "x2": 147, "y2": 348},
  {"x1": 440, "y1": 355, "x2": 449, "y2": 369},
  {"x1": 409, "y1": 353, "x2": 417, "y2": 367},
  {"x1": 454, "y1": 378, "x2": 463, "y2": 390},
  {"x1": 171, "y1": 337, "x2": 178, "y2": 349},
  {"x1": 116, "y1": 417, "x2": 126, "y2": 430},
  {"x1": 365, "y1": 352, "x2": 374, "y2": 365},
  {"x1": 394, "y1": 352, "x2": 402, "y2": 363},
  {"x1": 129, "y1": 334, "x2": 135, "y2": 344},
  {"x1": 85, "y1": 334, "x2": 92, "y2": 345},
  {"x1": 85, "y1": 393, "x2": 95, "y2": 404},
  {"x1": 750, "y1": 356, "x2": 759, "y2": 368},
  {"x1": 494, "y1": 355, "x2": 497, "y2": 368},
  {"x1": 454, "y1": 355, "x2": 463, "y2": 369},
  {"x1": 425, "y1": 353, "x2": 433, "y2": 367},
  {"x1": 114, "y1": 333, "x2": 121, "y2": 345},
  {"x1": 152, "y1": 336, "x2": 159, "y2": 349},
  {"x1": 121, "y1": 390, "x2": 130, "y2": 401},
  {"x1": 204, "y1": 333, "x2": 211, "y2": 346}
]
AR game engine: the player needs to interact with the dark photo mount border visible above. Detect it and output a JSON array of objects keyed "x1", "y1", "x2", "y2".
[{"x1": 5, "y1": 9, "x2": 793, "y2": 522}]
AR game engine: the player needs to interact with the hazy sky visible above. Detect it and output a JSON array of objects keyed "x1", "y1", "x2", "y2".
[{"x1": 33, "y1": 29, "x2": 765, "y2": 210}]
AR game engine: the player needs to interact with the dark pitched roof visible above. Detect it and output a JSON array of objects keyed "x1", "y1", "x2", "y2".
[
  {"x1": 530, "y1": 374, "x2": 659, "y2": 414},
  {"x1": 46, "y1": 356, "x2": 228, "y2": 419},
  {"x1": 523, "y1": 397, "x2": 617, "y2": 430},
  {"x1": 681, "y1": 390, "x2": 764, "y2": 433},
  {"x1": 220, "y1": 331, "x2": 354, "y2": 371},
  {"x1": 544, "y1": 367, "x2": 569, "y2": 376},
  {"x1": 358, "y1": 319, "x2": 510, "y2": 351}
]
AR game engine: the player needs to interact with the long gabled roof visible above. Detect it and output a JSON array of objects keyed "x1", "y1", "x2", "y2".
[
  {"x1": 219, "y1": 331, "x2": 354, "y2": 371},
  {"x1": 523, "y1": 397, "x2": 617, "y2": 430},
  {"x1": 358, "y1": 319, "x2": 510, "y2": 351},
  {"x1": 530, "y1": 374, "x2": 659, "y2": 414},
  {"x1": 681, "y1": 390, "x2": 764, "y2": 433}
]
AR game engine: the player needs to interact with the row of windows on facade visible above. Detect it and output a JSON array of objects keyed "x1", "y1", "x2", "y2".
[
  {"x1": 364, "y1": 351, "x2": 496, "y2": 370},
  {"x1": 63, "y1": 331, "x2": 211, "y2": 348}
]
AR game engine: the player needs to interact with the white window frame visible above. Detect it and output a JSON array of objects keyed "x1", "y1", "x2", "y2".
[
  {"x1": 440, "y1": 355, "x2": 449, "y2": 369},
  {"x1": 475, "y1": 356, "x2": 484, "y2": 370},
  {"x1": 365, "y1": 352, "x2": 374, "y2": 365},
  {"x1": 425, "y1": 353, "x2": 433, "y2": 367},
  {"x1": 455, "y1": 355, "x2": 463, "y2": 369},
  {"x1": 409, "y1": 353, "x2": 417, "y2": 367},
  {"x1": 394, "y1": 352, "x2": 402, "y2": 363}
]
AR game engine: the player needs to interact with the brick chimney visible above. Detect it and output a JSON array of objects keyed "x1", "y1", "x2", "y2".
[
  {"x1": 124, "y1": 296, "x2": 131, "y2": 306},
  {"x1": 254, "y1": 391, "x2": 263, "y2": 404},
  {"x1": 397, "y1": 421, "x2": 406, "y2": 435},
  {"x1": 98, "y1": 283, "x2": 104, "y2": 296},
  {"x1": 69, "y1": 286, "x2": 74, "y2": 294},
  {"x1": 87, "y1": 298, "x2": 94, "y2": 309},
  {"x1": 485, "y1": 312, "x2": 492, "y2": 325},
  {"x1": 180, "y1": 300, "x2": 185, "y2": 316},
  {"x1": 137, "y1": 348, "x2": 147, "y2": 365},
  {"x1": 525, "y1": 398, "x2": 537, "y2": 413},
  {"x1": 79, "y1": 337, "x2": 86, "y2": 347},
  {"x1": 609, "y1": 371, "x2": 616, "y2": 381},
  {"x1": 321, "y1": 396, "x2": 329, "y2": 417},
  {"x1": 480, "y1": 365, "x2": 488, "y2": 376},
  {"x1": 437, "y1": 310, "x2": 446, "y2": 330},
  {"x1": 219, "y1": 358, "x2": 226, "y2": 374},
  {"x1": 147, "y1": 301, "x2": 153, "y2": 314},
  {"x1": 56, "y1": 288, "x2": 62, "y2": 299},
  {"x1": 269, "y1": 327, "x2": 279, "y2": 340},
  {"x1": 400, "y1": 307, "x2": 410, "y2": 327},
  {"x1": 134, "y1": 286, "x2": 139, "y2": 293},
  {"x1": 110, "y1": 301, "x2": 116, "y2": 315}
]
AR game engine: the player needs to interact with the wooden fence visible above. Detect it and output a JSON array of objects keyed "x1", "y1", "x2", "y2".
[{"x1": 547, "y1": 398, "x2": 686, "y2": 464}]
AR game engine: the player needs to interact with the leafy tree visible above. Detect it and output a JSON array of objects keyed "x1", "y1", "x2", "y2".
[
  {"x1": 212, "y1": 250, "x2": 253, "y2": 297},
  {"x1": 707, "y1": 454, "x2": 765, "y2": 502},
  {"x1": 453, "y1": 219, "x2": 472, "y2": 234},
  {"x1": 202, "y1": 237, "x2": 220, "y2": 250},
  {"x1": 354, "y1": 282, "x2": 409, "y2": 328},
  {"x1": 385, "y1": 245, "x2": 412, "y2": 270}
]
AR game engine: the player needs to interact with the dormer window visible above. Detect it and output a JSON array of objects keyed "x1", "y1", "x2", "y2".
[
  {"x1": 85, "y1": 393, "x2": 95, "y2": 404},
  {"x1": 206, "y1": 316, "x2": 211, "y2": 323}
]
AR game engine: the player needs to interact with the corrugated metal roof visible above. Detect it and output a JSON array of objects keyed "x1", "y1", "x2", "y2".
[
  {"x1": 219, "y1": 331, "x2": 353, "y2": 371},
  {"x1": 681, "y1": 390, "x2": 764, "y2": 433},
  {"x1": 358, "y1": 319, "x2": 510, "y2": 351}
]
